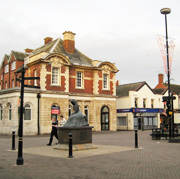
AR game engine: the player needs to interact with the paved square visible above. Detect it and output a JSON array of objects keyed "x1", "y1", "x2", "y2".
[{"x1": 1, "y1": 130, "x2": 180, "y2": 179}]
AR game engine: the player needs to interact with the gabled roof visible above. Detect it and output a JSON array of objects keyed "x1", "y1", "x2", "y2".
[
  {"x1": 11, "y1": 50, "x2": 29, "y2": 61},
  {"x1": 31, "y1": 38, "x2": 93, "y2": 66},
  {"x1": 116, "y1": 81, "x2": 151, "y2": 97},
  {"x1": 164, "y1": 83, "x2": 180, "y2": 95},
  {"x1": 152, "y1": 88, "x2": 167, "y2": 95}
]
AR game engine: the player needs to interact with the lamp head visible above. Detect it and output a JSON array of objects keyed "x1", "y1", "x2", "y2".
[{"x1": 160, "y1": 8, "x2": 171, "y2": 15}]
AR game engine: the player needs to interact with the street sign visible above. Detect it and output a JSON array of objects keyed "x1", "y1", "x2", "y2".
[{"x1": 162, "y1": 96, "x2": 176, "y2": 102}]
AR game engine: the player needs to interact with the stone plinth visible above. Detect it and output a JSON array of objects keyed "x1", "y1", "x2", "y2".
[{"x1": 57, "y1": 126, "x2": 93, "y2": 144}]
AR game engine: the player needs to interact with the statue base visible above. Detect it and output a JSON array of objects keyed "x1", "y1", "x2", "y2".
[
  {"x1": 53, "y1": 143, "x2": 98, "y2": 151},
  {"x1": 57, "y1": 126, "x2": 93, "y2": 145}
]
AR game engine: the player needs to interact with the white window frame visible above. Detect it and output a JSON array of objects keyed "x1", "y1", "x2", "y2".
[
  {"x1": 76, "y1": 71, "x2": 83, "y2": 88},
  {"x1": 103, "y1": 73, "x2": 108, "y2": 89},
  {"x1": 34, "y1": 70, "x2": 37, "y2": 86},
  {"x1": 5, "y1": 64, "x2": 9, "y2": 73},
  {"x1": 11, "y1": 61, "x2": 16, "y2": 71},
  {"x1": 1, "y1": 74, "x2": 3, "y2": 81},
  {"x1": 51, "y1": 67, "x2": 59, "y2": 85}
]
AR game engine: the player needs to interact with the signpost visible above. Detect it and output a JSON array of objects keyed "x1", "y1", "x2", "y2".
[{"x1": 15, "y1": 67, "x2": 40, "y2": 165}]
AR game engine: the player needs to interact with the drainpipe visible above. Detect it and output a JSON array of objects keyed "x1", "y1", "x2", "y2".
[{"x1": 37, "y1": 93, "x2": 41, "y2": 135}]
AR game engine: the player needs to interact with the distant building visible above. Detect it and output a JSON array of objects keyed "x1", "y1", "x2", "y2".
[
  {"x1": 116, "y1": 81, "x2": 164, "y2": 130},
  {"x1": 0, "y1": 31, "x2": 118, "y2": 135},
  {"x1": 154, "y1": 73, "x2": 180, "y2": 128}
]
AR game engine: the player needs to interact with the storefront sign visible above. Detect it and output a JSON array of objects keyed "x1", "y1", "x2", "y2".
[
  {"x1": 117, "y1": 108, "x2": 163, "y2": 113},
  {"x1": 51, "y1": 106, "x2": 60, "y2": 114}
]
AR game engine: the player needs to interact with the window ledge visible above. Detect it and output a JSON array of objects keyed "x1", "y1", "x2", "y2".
[
  {"x1": 50, "y1": 84, "x2": 61, "y2": 87},
  {"x1": 75, "y1": 87, "x2": 84, "y2": 90},
  {"x1": 102, "y1": 88, "x2": 110, "y2": 91}
]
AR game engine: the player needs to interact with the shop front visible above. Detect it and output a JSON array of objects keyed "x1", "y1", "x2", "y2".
[{"x1": 117, "y1": 108, "x2": 163, "y2": 131}]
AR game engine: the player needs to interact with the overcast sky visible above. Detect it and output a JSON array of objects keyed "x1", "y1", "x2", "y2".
[{"x1": 0, "y1": 0, "x2": 179, "y2": 88}]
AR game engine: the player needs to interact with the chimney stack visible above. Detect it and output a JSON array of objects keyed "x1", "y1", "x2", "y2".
[
  {"x1": 63, "y1": 31, "x2": 76, "y2": 54},
  {"x1": 24, "y1": 48, "x2": 33, "y2": 53},
  {"x1": 116, "y1": 80, "x2": 119, "y2": 86},
  {"x1": 44, "y1": 37, "x2": 53, "y2": 45},
  {"x1": 158, "y1": 73, "x2": 164, "y2": 84}
]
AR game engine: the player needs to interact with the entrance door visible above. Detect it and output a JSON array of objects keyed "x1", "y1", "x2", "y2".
[
  {"x1": 101, "y1": 106, "x2": 109, "y2": 131},
  {"x1": 138, "y1": 117, "x2": 142, "y2": 130}
]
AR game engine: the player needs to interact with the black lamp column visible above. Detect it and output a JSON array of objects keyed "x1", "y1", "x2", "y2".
[
  {"x1": 160, "y1": 8, "x2": 172, "y2": 138},
  {"x1": 16, "y1": 68, "x2": 25, "y2": 165}
]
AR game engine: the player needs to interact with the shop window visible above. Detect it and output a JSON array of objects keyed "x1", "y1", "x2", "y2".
[
  {"x1": 117, "y1": 117, "x2": 127, "y2": 126},
  {"x1": 24, "y1": 104, "x2": 31, "y2": 120}
]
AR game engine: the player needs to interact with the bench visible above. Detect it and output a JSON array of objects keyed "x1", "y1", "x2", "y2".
[{"x1": 150, "y1": 128, "x2": 179, "y2": 140}]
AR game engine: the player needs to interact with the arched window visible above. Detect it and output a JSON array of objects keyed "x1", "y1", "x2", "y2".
[
  {"x1": 69, "y1": 105, "x2": 72, "y2": 117},
  {"x1": 0, "y1": 105, "x2": 2, "y2": 120},
  {"x1": 51, "y1": 105, "x2": 60, "y2": 120},
  {"x1": 84, "y1": 105, "x2": 89, "y2": 123},
  {"x1": 101, "y1": 106, "x2": 109, "y2": 131},
  {"x1": 8, "y1": 104, "x2": 11, "y2": 120},
  {"x1": 24, "y1": 104, "x2": 31, "y2": 120}
]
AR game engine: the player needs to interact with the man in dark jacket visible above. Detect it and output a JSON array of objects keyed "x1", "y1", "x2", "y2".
[{"x1": 47, "y1": 117, "x2": 58, "y2": 146}]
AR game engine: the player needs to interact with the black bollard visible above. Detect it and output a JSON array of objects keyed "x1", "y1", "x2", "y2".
[
  {"x1": 135, "y1": 130, "x2": 138, "y2": 148},
  {"x1": 12, "y1": 131, "x2": 16, "y2": 150},
  {"x1": 68, "y1": 133, "x2": 73, "y2": 158}
]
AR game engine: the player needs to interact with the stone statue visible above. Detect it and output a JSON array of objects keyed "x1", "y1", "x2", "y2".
[{"x1": 63, "y1": 99, "x2": 89, "y2": 127}]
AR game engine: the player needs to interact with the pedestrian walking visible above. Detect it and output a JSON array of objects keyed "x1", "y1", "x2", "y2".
[{"x1": 47, "y1": 117, "x2": 58, "y2": 146}]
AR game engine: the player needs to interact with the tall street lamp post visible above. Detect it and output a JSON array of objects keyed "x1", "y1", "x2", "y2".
[{"x1": 160, "y1": 8, "x2": 172, "y2": 138}]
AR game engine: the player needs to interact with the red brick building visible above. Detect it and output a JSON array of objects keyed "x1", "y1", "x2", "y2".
[{"x1": 0, "y1": 31, "x2": 118, "y2": 135}]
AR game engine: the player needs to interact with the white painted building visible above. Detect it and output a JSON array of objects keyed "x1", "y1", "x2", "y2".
[{"x1": 116, "y1": 82, "x2": 164, "y2": 130}]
